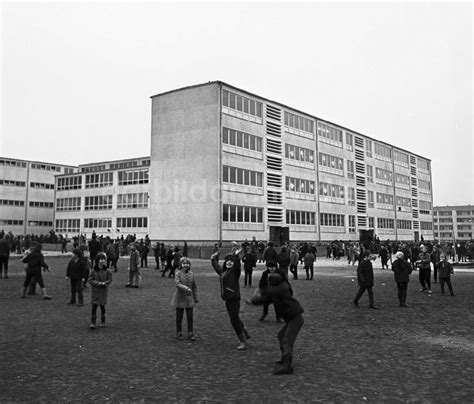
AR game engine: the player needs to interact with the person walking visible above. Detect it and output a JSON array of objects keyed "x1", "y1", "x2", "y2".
[
  {"x1": 416, "y1": 244, "x2": 432, "y2": 294},
  {"x1": 303, "y1": 250, "x2": 315, "y2": 280},
  {"x1": 246, "y1": 271, "x2": 304, "y2": 375},
  {"x1": 277, "y1": 246, "x2": 291, "y2": 280},
  {"x1": 171, "y1": 257, "x2": 199, "y2": 341},
  {"x1": 289, "y1": 246, "x2": 299, "y2": 280},
  {"x1": 242, "y1": 246, "x2": 257, "y2": 288},
  {"x1": 0, "y1": 234, "x2": 11, "y2": 279},
  {"x1": 211, "y1": 247, "x2": 250, "y2": 350},
  {"x1": 352, "y1": 251, "x2": 378, "y2": 309},
  {"x1": 391, "y1": 251, "x2": 412, "y2": 307},
  {"x1": 89, "y1": 253, "x2": 112, "y2": 329},
  {"x1": 66, "y1": 248, "x2": 88, "y2": 306},
  {"x1": 21, "y1": 243, "x2": 52, "y2": 300}
]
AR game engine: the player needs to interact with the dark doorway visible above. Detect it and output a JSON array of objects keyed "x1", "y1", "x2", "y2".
[
  {"x1": 269, "y1": 226, "x2": 289, "y2": 247},
  {"x1": 414, "y1": 231, "x2": 419, "y2": 243}
]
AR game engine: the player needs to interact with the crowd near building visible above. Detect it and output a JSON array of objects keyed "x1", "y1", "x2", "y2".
[{"x1": 0, "y1": 81, "x2": 455, "y2": 246}]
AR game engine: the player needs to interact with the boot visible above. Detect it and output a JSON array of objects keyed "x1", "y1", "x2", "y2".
[
  {"x1": 90, "y1": 316, "x2": 97, "y2": 330},
  {"x1": 21, "y1": 287, "x2": 27, "y2": 298},
  {"x1": 275, "y1": 347, "x2": 284, "y2": 364},
  {"x1": 273, "y1": 354, "x2": 294, "y2": 375},
  {"x1": 41, "y1": 288, "x2": 52, "y2": 300},
  {"x1": 237, "y1": 333, "x2": 247, "y2": 350}
]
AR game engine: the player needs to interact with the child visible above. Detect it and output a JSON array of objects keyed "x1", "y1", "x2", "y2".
[
  {"x1": 171, "y1": 257, "x2": 199, "y2": 341},
  {"x1": 242, "y1": 246, "x2": 256, "y2": 288},
  {"x1": 353, "y1": 251, "x2": 378, "y2": 309},
  {"x1": 89, "y1": 253, "x2": 112, "y2": 329},
  {"x1": 257, "y1": 261, "x2": 283, "y2": 323},
  {"x1": 126, "y1": 244, "x2": 140, "y2": 288},
  {"x1": 247, "y1": 272, "x2": 304, "y2": 375},
  {"x1": 303, "y1": 250, "x2": 315, "y2": 280},
  {"x1": 437, "y1": 253, "x2": 455, "y2": 296},
  {"x1": 66, "y1": 248, "x2": 88, "y2": 306},
  {"x1": 21, "y1": 243, "x2": 52, "y2": 300}
]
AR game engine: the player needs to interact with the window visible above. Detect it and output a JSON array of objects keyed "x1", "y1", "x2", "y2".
[
  {"x1": 285, "y1": 144, "x2": 314, "y2": 163},
  {"x1": 349, "y1": 215, "x2": 356, "y2": 233},
  {"x1": 395, "y1": 173, "x2": 410, "y2": 189},
  {"x1": 374, "y1": 143, "x2": 392, "y2": 160},
  {"x1": 84, "y1": 218, "x2": 112, "y2": 229},
  {"x1": 84, "y1": 195, "x2": 113, "y2": 210},
  {"x1": 320, "y1": 213, "x2": 345, "y2": 227},
  {"x1": 0, "y1": 159, "x2": 27, "y2": 168},
  {"x1": 366, "y1": 165, "x2": 373, "y2": 183},
  {"x1": 286, "y1": 210, "x2": 315, "y2": 225},
  {"x1": 419, "y1": 200, "x2": 432, "y2": 215},
  {"x1": 348, "y1": 187, "x2": 355, "y2": 205},
  {"x1": 418, "y1": 179, "x2": 431, "y2": 191},
  {"x1": 57, "y1": 176, "x2": 82, "y2": 191},
  {"x1": 421, "y1": 221, "x2": 433, "y2": 231},
  {"x1": 117, "y1": 193, "x2": 149, "y2": 209},
  {"x1": 286, "y1": 176, "x2": 315, "y2": 195},
  {"x1": 319, "y1": 182, "x2": 344, "y2": 202},
  {"x1": 317, "y1": 122, "x2": 343, "y2": 147},
  {"x1": 223, "y1": 90, "x2": 263, "y2": 123},
  {"x1": 223, "y1": 204, "x2": 263, "y2": 223},
  {"x1": 116, "y1": 217, "x2": 148, "y2": 228},
  {"x1": 117, "y1": 169, "x2": 149, "y2": 186},
  {"x1": 377, "y1": 218, "x2": 394, "y2": 229},
  {"x1": 56, "y1": 197, "x2": 81, "y2": 211},
  {"x1": 367, "y1": 191, "x2": 374, "y2": 208},
  {"x1": 417, "y1": 158, "x2": 430, "y2": 172},
  {"x1": 0, "y1": 179, "x2": 27, "y2": 187},
  {"x1": 28, "y1": 220, "x2": 53, "y2": 227},
  {"x1": 0, "y1": 219, "x2": 24, "y2": 226},
  {"x1": 397, "y1": 219, "x2": 412, "y2": 230},
  {"x1": 376, "y1": 192, "x2": 394, "y2": 207},
  {"x1": 223, "y1": 166, "x2": 263, "y2": 187},
  {"x1": 30, "y1": 182, "x2": 54, "y2": 190},
  {"x1": 223, "y1": 127, "x2": 262, "y2": 152},
  {"x1": 29, "y1": 201, "x2": 54, "y2": 208},
  {"x1": 394, "y1": 150, "x2": 409, "y2": 167},
  {"x1": 0, "y1": 199, "x2": 25, "y2": 206},
  {"x1": 396, "y1": 196, "x2": 411, "y2": 208},
  {"x1": 319, "y1": 152, "x2": 344, "y2": 175},
  {"x1": 85, "y1": 172, "x2": 113, "y2": 188},
  {"x1": 55, "y1": 219, "x2": 80, "y2": 233},
  {"x1": 31, "y1": 163, "x2": 61, "y2": 172},
  {"x1": 365, "y1": 139, "x2": 373, "y2": 157},
  {"x1": 347, "y1": 161, "x2": 354, "y2": 179},
  {"x1": 285, "y1": 112, "x2": 314, "y2": 134},
  {"x1": 346, "y1": 132, "x2": 354, "y2": 151},
  {"x1": 375, "y1": 167, "x2": 393, "y2": 184}
]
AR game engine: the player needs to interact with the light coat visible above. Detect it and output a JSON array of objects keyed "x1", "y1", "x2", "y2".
[
  {"x1": 170, "y1": 269, "x2": 198, "y2": 308},
  {"x1": 89, "y1": 268, "x2": 112, "y2": 305}
]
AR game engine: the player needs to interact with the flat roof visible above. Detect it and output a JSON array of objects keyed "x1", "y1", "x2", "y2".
[
  {"x1": 0, "y1": 156, "x2": 76, "y2": 168},
  {"x1": 151, "y1": 80, "x2": 431, "y2": 162}
]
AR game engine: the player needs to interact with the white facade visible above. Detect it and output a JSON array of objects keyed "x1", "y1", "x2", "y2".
[
  {"x1": 54, "y1": 157, "x2": 150, "y2": 239},
  {"x1": 0, "y1": 158, "x2": 75, "y2": 235},
  {"x1": 434, "y1": 205, "x2": 473, "y2": 241},
  {"x1": 150, "y1": 81, "x2": 435, "y2": 244}
]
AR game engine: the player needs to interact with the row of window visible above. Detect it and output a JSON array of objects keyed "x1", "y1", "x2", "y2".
[
  {"x1": 85, "y1": 173, "x2": 114, "y2": 188},
  {"x1": 31, "y1": 163, "x2": 62, "y2": 172},
  {"x1": 56, "y1": 169, "x2": 150, "y2": 190},
  {"x1": 56, "y1": 193, "x2": 149, "y2": 211},
  {"x1": 0, "y1": 179, "x2": 26, "y2": 187},
  {"x1": 222, "y1": 166, "x2": 263, "y2": 187},
  {"x1": 286, "y1": 177, "x2": 315, "y2": 195},
  {"x1": 317, "y1": 122, "x2": 343, "y2": 146},
  {"x1": 285, "y1": 144, "x2": 314, "y2": 163},
  {"x1": 0, "y1": 159, "x2": 27, "y2": 168},
  {"x1": 55, "y1": 217, "x2": 149, "y2": 232},
  {"x1": 0, "y1": 199, "x2": 25, "y2": 206},
  {"x1": 29, "y1": 201, "x2": 54, "y2": 208},
  {"x1": 118, "y1": 169, "x2": 149, "y2": 186},
  {"x1": 57, "y1": 176, "x2": 82, "y2": 190},
  {"x1": 222, "y1": 90, "x2": 263, "y2": 119},
  {"x1": 285, "y1": 111, "x2": 314, "y2": 134},
  {"x1": 286, "y1": 210, "x2": 316, "y2": 225},
  {"x1": 222, "y1": 204, "x2": 264, "y2": 223},
  {"x1": 222, "y1": 127, "x2": 263, "y2": 152}
]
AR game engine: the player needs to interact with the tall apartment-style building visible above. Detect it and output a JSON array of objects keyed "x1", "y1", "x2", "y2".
[
  {"x1": 54, "y1": 157, "x2": 150, "y2": 238},
  {"x1": 0, "y1": 157, "x2": 76, "y2": 235},
  {"x1": 433, "y1": 205, "x2": 473, "y2": 241},
  {"x1": 150, "y1": 81, "x2": 434, "y2": 244}
]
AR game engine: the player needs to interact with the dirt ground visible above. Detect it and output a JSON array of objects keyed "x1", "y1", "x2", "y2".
[{"x1": 1, "y1": 255, "x2": 473, "y2": 403}]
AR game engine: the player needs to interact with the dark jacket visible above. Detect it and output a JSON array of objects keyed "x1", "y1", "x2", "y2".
[
  {"x1": 211, "y1": 254, "x2": 241, "y2": 301},
  {"x1": 392, "y1": 258, "x2": 412, "y2": 283},
  {"x1": 88, "y1": 239, "x2": 101, "y2": 257},
  {"x1": 437, "y1": 261, "x2": 454, "y2": 278},
  {"x1": 242, "y1": 251, "x2": 257, "y2": 271},
  {"x1": 0, "y1": 239, "x2": 10, "y2": 257},
  {"x1": 23, "y1": 252, "x2": 49, "y2": 275},
  {"x1": 357, "y1": 259, "x2": 374, "y2": 287},
  {"x1": 277, "y1": 250, "x2": 291, "y2": 270},
  {"x1": 251, "y1": 277, "x2": 303, "y2": 322},
  {"x1": 66, "y1": 257, "x2": 88, "y2": 280},
  {"x1": 417, "y1": 252, "x2": 431, "y2": 270},
  {"x1": 263, "y1": 246, "x2": 278, "y2": 263}
]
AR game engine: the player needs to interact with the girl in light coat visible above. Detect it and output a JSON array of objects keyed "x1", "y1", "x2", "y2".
[{"x1": 171, "y1": 257, "x2": 199, "y2": 341}]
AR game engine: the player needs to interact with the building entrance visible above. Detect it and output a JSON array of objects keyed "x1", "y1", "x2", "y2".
[{"x1": 269, "y1": 226, "x2": 289, "y2": 247}]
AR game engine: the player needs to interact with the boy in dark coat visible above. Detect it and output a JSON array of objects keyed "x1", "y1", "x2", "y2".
[
  {"x1": 257, "y1": 261, "x2": 283, "y2": 322},
  {"x1": 352, "y1": 251, "x2": 378, "y2": 309},
  {"x1": 211, "y1": 248, "x2": 250, "y2": 350},
  {"x1": 391, "y1": 251, "x2": 412, "y2": 307},
  {"x1": 437, "y1": 253, "x2": 455, "y2": 296},
  {"x1": 247, "y1": 272, "x2": 304, "y2": 375},
  {"x1": 66, "y1": 248, "x2": 88, "y2": 306}
]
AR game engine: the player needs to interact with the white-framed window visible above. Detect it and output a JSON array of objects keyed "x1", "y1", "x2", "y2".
[
  {"x1": 377, "y1": 218, "x2": 394, "y2": 229},
  {"x1": 317, "y1": 122, "x2": 343, "y2": 147},
  {"x1": 374, "y1": 143, "x2": 392, "y2": 161},
  {"x1": 366, "y1": 165, "x2": 373, "y2": 183},
  {"x1": 223, "y1": 166, "x2": 263, "y2": 187},
  {"x1": 118, "y1": 169, "x2": 148, "y2": 186},
  {"x1": 320, "y1": 213, "x2": 345, "y2": 227},
  {"x1": 223, "y1": 204, "x2": 263, "y2": 223},
  {"x1": 223, "y1": 127, "x2": 262, "y2": 152},
  {"x1": 84, "y1": 195, "x2": 112, "y2": 210},
  {"x1": 0, "y1": 199, "x2": 25, "y2": 206},
  {"x1": 376, "y1": 192, "x2": 394, "y2": 207},
  {"x1": 367, "y1": 191, "x2": 374, "y2": 208},
  {"x1": 57, "y1": 176, "x2": 82, "y2": 191},
  {"x1": 285, "y1": 144, "x2": 314, "y2": 163},
  {"x1": 375, "y1": 167, "x2": 393, "y2": 184},
  {"x1": 319, "y1": 182, "x2": 344, "y2": 203},
  {"x1": 285, "y1": 112, "x2": 314, "y2": 134},
  {"x1": 116, "y1": 217, "x2": 148, "y2": 228},
  {"x1": 348, "y1": 187, "x2": 355, "y2": 205},
  {"x1": 286, "y1": 210, "x2": 316, "y2": 225},
  {"x1": 55, "y1": 219, "x2": 80, "y2": 233},
  {"x1": 84, "y1": 218, "x2": 112, "y2": 229},
  {"x1": 345, "y1": 132, "x2": 354, "y2": 151},
  {"x1": 347, "y1": 161, "x2": 354, "y2": 179},
  {"x1": 349, "y1": 215, "x2": 356, "y2": 233},
  {"x1": 30, "y1": 182, "x2": 54, "y2": 190},
  {"x1": 85, "y1": 172, "x2": 113, "y2": 188},
  {"x1": 56, "y1": 197, "x2": 81, "y2": 211},
  {"x1": 286, "y1": 176, "x2": 315, "y2": 195},
  {"x1": 117, "y1": 193, "x2": 149, "y2": 209},
  {"x1": 319, "y1": 152, "x2": 344, "y2": 175},
  {"x1": 223, "y1": 90, "x2": 263, "y2": 123},
  {"x1": 397, "y1": 219, "x2": 412, "y2": 230}
]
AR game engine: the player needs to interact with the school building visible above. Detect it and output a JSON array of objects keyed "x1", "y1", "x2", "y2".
[
  {"x1": 433, "y1": 205, "x2": 473, "y2": 241},
  {"x1": 149, "y1": 81, "x2": 434, "y2": 244}
]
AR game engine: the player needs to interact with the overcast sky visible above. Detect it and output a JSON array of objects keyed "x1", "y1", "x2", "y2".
[{"x1": 1, "y1": 1, "x2": 472, "y2": 206}]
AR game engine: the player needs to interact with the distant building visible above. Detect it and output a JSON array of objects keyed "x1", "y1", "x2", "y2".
[
  {"x1": 150, "y1": 81, "x2": 434, "y2": 244},
  {"x1": 433, "y1": 205, "x2": 473, "y2": 241},
  {"x1": 0, "y1": 157, "x2": 76, "y2": 235},
  {"x1": 54, "y1": 157, "x2": 150, "y2": 239}
]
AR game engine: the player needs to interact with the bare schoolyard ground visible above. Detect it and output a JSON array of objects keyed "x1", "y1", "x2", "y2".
[{"x1": 1, "y1": 255, "x2": 473, "y2": 403}]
